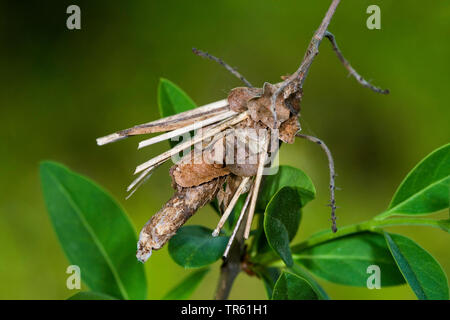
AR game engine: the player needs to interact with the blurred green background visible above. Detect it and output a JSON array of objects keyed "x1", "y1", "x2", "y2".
[{"x1": 0, "y1": 0, "x2": 449, "y2": 299}]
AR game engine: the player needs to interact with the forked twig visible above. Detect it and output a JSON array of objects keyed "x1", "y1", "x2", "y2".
[
  {"x1": 324, "y1": 31, "x2": 389, "y2": 94},
  {"x1": 192, "y1": 48, "x2": 254, "y2": 88},
  {"x1": 296, "y1": 133, "x2": 337, "y2": 232}
]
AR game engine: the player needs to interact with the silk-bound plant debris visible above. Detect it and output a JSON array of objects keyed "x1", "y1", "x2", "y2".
[{"x1": 39, "y1": 0, "x2": 449, "y2": 300}]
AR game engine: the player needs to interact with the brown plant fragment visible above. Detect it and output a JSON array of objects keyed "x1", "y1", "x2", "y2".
[
  {"x1": 217, "y1": 175, "x2": 243, "y2": 212},
  {"x1": 247, "y1": 82, "x2": 291, "y2": 129},
  {"x1": 227, "y1": 87, "x2": 262, "y2": 113},
  {"x1": 137, "y1": 176, "x2": 227, "y2": 262},
  {"x1": 279, "y1": 116, "x2": 301, "y2": 144},
  {"x1": 170, "y1": 150, "x2": 230, "y2": 188}
]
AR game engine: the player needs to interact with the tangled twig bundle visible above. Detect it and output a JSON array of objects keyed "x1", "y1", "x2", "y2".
[{"x1": 97, "y1": 2, "x2": 388, "y2": 296}]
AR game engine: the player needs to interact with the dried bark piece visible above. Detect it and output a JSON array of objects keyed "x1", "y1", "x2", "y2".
[
  {"x1": 136, "y1": 176, "x2": 227, "y2": 262},
  {"x1": 283, "y1": 86, "x2": 303, "y2": 115},
  {"x1": 279, "y1": 116, "x2": 301, "y2": 144},
  {"x1": 171, "y1": 149, "x2": 230, "y2": 188},
  {"x1": 227, "y1": 87, "x2": 262, "y2": 113},
  {"x1": 247, "y1": 82, "x2": 291, "y2": 129}
]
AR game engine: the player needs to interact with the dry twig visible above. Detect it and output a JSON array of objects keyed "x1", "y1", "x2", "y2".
[
  {"x1": 297, "y1": 134, "x2": 337, "y2": 232},
  {"x1": 324, "y1": 31, "x2": 389, "y2": 94},
  {"x1": 193, "y1": 48, "x2": 254, "y2": 88}
]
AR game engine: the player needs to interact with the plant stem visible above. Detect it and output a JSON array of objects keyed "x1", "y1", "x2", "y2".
[
  {"x1": 214, "y1": 218, "x2": 246, "y2": 300},
  {"x1": 214, "y1": 256, "x2": 241, "y2": 300},
  {"x1": 255, "y1": 217, "x2": 449, "y2": 266}
]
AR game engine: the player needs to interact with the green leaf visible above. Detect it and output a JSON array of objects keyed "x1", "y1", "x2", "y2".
[
  {"x1": 162, "y1": 268, "x2": 210, "y2": 300},
  {"x1": 158, "y1": 78, "x2": 197, "y2": 118},
  {"x1": 264, "y1": 187, "x2": 303, "y2": 267},
  {"x1": 250, "y1": 215, "x2": 272, "y2": 257},
  {"x1": 168, "y1": 225, "x2": 229, "y2": 268},
  {"x1": 438, "y1": 219, "x2": 450, "y2": 232},
  {"x1": 158, "y1": 78, "x2": 197, "y2": 148},
  {"x1": 272, "y1": 272, "x2": 318, "y2": 300},
  {"x1": 378, "y1": 143, "x2": 450, "y2": 219},
  {"x1": 289, "y1": 264, "x2": 330, "y2": 300},
  {"x1": 257, "y1": 165, "x2": 316, "y2": 212},
  {"x1": 254, "y1": 267, "x2": 281, "y2": 299},
  {"x1": 67, "y1": 292, "x2": 117, "y2": 300},
  {"x1": 294, "y1": 232, "x2": 405, "y2": 287},
  {"x1": 40, "y1": 161, "x2": 146, "y2": 300},
  {"x1": 210, "y1": 198, "x2": 221, "y2": 216},
  {"x1": 384, "y1": 232, "x2": 449, "y2": 300}
]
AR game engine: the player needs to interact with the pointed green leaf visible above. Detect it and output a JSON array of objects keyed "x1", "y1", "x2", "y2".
[
  {"x1": 264, "y1": 187, "x2": 303, "y2": 267},
  {"x1": 250, "y1": 214, "x2": 272, "y2": 257},
  {"x1": 289, "y1": 264, "x2": 330, "y2": 300},
  {"x1": 254, "y1": 267, "x2": 281, "y2": 299},
  {"x1": 378, "y1": 143, "x2": 450, "y2": 219},
  {"x1": 67, "y1": 292, "x2": 117, "y2": 300},
  {"x1": 162, "y1": 268, "x2": 210, "y2": 300},
  {"x1": 158, "y1": 78, "x2": 197, "y2": 118},
  {"x1": 158, "y1": 78, "x2": 197, "y2": 148},
  {"x1": 40, "y1": 161, "x2": 147, "y2": 300},
  {"x1": 384, "y1": 232, "x2": 449, "y2": 300},
  {"x1": 168, "y1": 226, "x2": 229, "y2": 268},
  {"x1": 438, "y1": 219, "x2": 450, "y2": 232},
  {"x1": 295, "y1": 232, "x2": 405, "y2": 286},
  {"x1": 272, "y1": 272, "x2": 318, "y2": 300},
  {"x1": 257, "y1": 165, "x2": 316, "y2": 212}
]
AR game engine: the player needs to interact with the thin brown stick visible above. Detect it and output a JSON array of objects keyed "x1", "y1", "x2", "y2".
[
  {"x1": 270, "y1": 0, "x2": 341, "y2": 127},
  {"x1": 193, "y1": 48, "x2": 254, "y2": 88},
  {"x1": 297, "y1": 134, "x2": 337, "y2": 232},
  {"x1": 324, "y1": 31, "x2": 389, "y2": 94}
]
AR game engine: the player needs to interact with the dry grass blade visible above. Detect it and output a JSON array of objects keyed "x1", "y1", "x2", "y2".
[
  {"x1": 134, "y1": 111, "x2": 249, "y2": 174},
  {"x1": 212, "y1": 177, "x2": 250, "y2": 237},
  {"x1": 138, "y1": 110, "x2": 237, "y2": 149},
  {"x1": 127, "y1": 166, "x2": 155, "y2": 192},
  {"x1": 97, "y1": 99, "x2": 229, "y2": 145},
  {"x1": 244, "y1": 130, "x2": 269, "y2": 239},
  {"x1": 223, "y1": 184, "x2": 253, "y2": 258}
]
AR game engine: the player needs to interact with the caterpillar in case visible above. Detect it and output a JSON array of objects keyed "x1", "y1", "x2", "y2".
[{"x1": 97, "y1": 11, "x2": 388, "y2": 263}]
